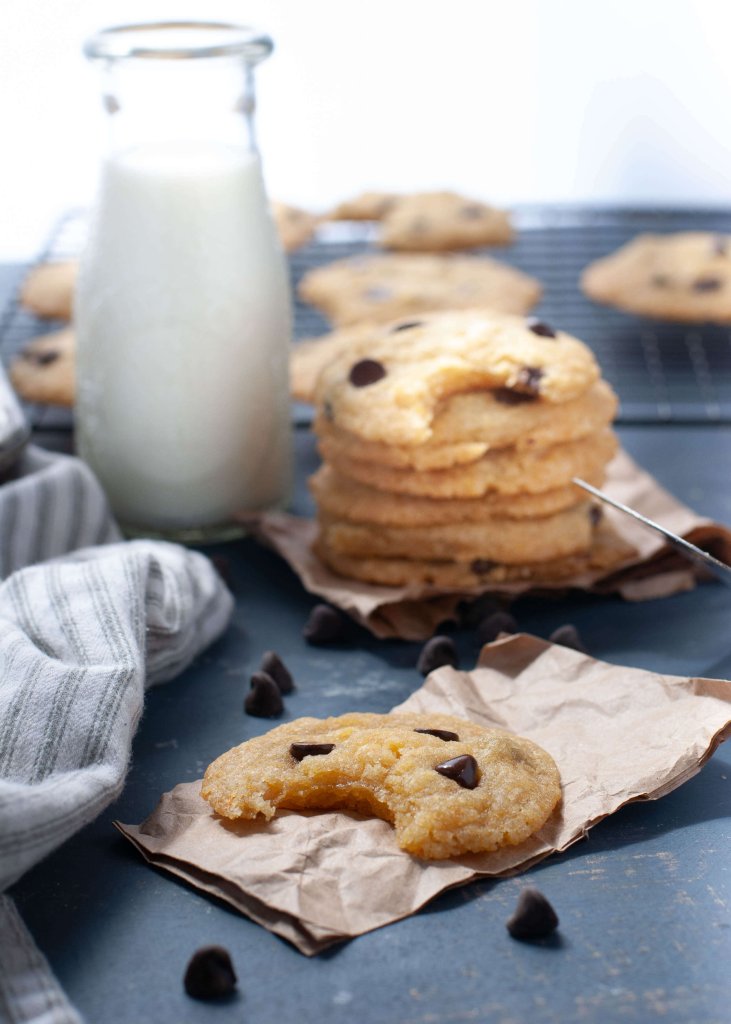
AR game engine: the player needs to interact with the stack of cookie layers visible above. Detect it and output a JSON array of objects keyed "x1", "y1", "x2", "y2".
[{"x1": 309, "y1": 311, "x2": 621, "y2": 588}]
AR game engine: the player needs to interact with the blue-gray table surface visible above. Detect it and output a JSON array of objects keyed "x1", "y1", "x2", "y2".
[{"x1": 4, "y1": 270, "x2": 731, "y2": 1024}]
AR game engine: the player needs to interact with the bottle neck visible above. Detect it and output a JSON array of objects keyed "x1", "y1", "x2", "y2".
[{"x1": 100, "y1": 55, "x2": 258, "y2": 156}]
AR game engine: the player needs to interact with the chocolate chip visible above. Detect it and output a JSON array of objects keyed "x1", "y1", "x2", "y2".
[
  {"x1": 693, "y1": 276, "x2": 722, "y2": 292},
  {"x1": 515, "y1": 366, "x2": 544, "y2": 395},
  {"x1": 414, "y1": 728, "x2": 459, "y2": 742},
  {"x1": 349, "y1": 358, "x2": 386, "y2": 387},
  {"x1": 476, "y1": 610, "x2": 518, "y2": 645},
  {"x1": 260, "y1": 651, "x2": 294, "y2": 694},
  {"x1": 416, "y1": 635, "x2": 459, "y2": 676},
  {"x1": 460, "y1": 204, "x2": 485, "y2": 220},
  {"x1": 290, "y1": 742, "x2": 335, "y2": 761},
  {"x1": 492, "y1": 387, "x2": 537, "y2": 405},
  {"x1": 303, "y1": 603, "x2": 347, "y2": 644},
  {"x1": 183, "y1": 946, "x2": 237, "y2": 1000},
  {"x1": 651, "y1": 274, "x2": 670, "y2": 288},
  {"x1": 460, "y1": 593, "x2": 502, "y2": 627},
  {"x1": 712, "y1": 236, "x2": 727, "y2": 256},
  {"x1": 471, "y1": 558, "x2": 498, "y2": 575},
  {"x1": 589, "y1": 504, "x2": 603, "y2": 527},
  {"x1": 526, "y1": 318, "x2": 556, "y2": 338},
  {"x1": 548, "y1": 624, "x2": 588, "y2": 654},
  {"x1": 363, "y1": 285, "x2": 392, "y2": 301},
  {"x1": 506, "y1": 888, "x2": 559, "y2": 941},
  {"x1": 391, "y1": 320, "x2": 423, "y2": 332},
  {"x1": 23, "y1": 349, "x2": 60, "y2": 366},
  {"x1": 434, "y1": 754, "x2": 478, "y2": 789},
  {"x1": 244, "y1": 671, "x2": 283, "y2": 718}
]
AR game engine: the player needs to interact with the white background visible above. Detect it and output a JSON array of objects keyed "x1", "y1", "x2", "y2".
[{"x1": 2, "y1": 0, "x2": 731, "y2": 258}]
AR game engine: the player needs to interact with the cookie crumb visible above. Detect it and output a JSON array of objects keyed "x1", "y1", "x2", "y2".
[
  {"x1": 506, "y1": 888, "x2": 559, "y2": 941},
  {"x1": 183, "y1": 946, "x2": 237, "y2": 1000},
  {"x1": 416, "y1": 635, "x2": 458, "y2": 676},
  {"x1": 244, "y1": 672, "x2": 284, "y2": 718}
]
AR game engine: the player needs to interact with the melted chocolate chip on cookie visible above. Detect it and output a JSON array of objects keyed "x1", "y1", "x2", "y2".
[
  {"x1": 290, "y1": 742, "x2": 336, "y2": 761},
  {"x1": 414, "y1": 728, "x2": 460, "y2": 742},
  {"x1": 515, "y1": 365, "x2": 544, "y2": 395},
  {"x1": 589, "y1": 505, "x2": 603, "y2": 527},
  {"x1": 693, "y1": 276, "x2": 722, "y2": 292},
  {"x1": 526, "y1": 318, "x2": 556, "y2": 338},
  {"x1": 435, "y1": 754, "x2": 479, "y2": 790},
  {"x1": 492, "y1": 388, "x2": 536, "y2": 405},
  {"x1": 390, "y1": 319, "x2": 424, "y2": 332},
  {"x1": 349, "y1": 358, "x2": 387, "y2": 387},
  {"x1": 23, "y1": 349, "x2": 60, "y2": 366}
]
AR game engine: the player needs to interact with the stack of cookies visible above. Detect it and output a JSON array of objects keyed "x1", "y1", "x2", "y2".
[{"x1": 309, "y1": 310, "x2": 622, "y2": 588}]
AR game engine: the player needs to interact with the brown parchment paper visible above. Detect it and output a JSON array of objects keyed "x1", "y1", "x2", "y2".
[
  {"x1": 251, "y1": 450, "x2": 731, "y2": 640},
  {"x1": 116, "y1": 634, "x2": 731, "y2": 955}
]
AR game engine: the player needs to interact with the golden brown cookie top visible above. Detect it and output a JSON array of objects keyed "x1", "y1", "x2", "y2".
[
  {"x1": 271, "y1": 201, "x2": 318, "y2": 252},
  {"x1": 20, "y1": 261, "x2": 78, "y2": 320},
  {"x1": 379, "y1": 191, "x2": 514, "y2": 251},
  {"x1": 581, "y1": 232, "x2": 731, "y2": 321},
  {"x1": 298, "y1": 253, "x2": 542, "y2": 327},
  {"x1": 201, "y1": 711, "x2": 561, "y2": 860},
  {"x1": 314, "y1": 310, "x2": 600, "y2": 446}
]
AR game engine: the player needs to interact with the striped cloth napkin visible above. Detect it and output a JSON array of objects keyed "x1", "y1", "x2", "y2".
[{"x1": 0, "y1": 446, "x2": 234, "y2": 1023}]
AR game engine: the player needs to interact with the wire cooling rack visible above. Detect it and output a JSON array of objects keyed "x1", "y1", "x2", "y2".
[{"x1": 3, "y1": 205, "x2": 731, "y2": 430}]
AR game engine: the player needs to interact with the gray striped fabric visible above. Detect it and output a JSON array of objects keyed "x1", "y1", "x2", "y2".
[{"x1": 0, "y1": 452, "x2": 235, "y2": 1024}]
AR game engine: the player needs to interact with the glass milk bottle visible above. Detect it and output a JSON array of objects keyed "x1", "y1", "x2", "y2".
[{"x1": 76, "y1": 22, "x2": 292, "y2": 540}]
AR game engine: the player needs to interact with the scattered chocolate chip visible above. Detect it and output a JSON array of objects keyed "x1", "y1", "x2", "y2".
[
  {"x1": 290, "y1": 742, "x2": 335, "y2": 761},
  {"x1": 477, "y1": 610, "x2": 518, "y2": 646},
  {"x1": 323, "y1": 400, "x2": 335, "y2": 422},
  {"x1": 589, "y1": 504, "x2": 603, "y2": 527},
  {"x1": 712, "y1": 236, "x2": 727, "y2": 257},
  {"x1": 260, "y1": 651, "x2": 294, "y2": 694},
  {"x1": 435, "y1": 754, "x2": 478, "y2": 789},
  {"x1": 526, "y1": 318, "x2": 556, "y2": 338},
  {"x1": 349, "y1": 358, "x2": 386, "y2": 387},
  {"x1": 651, "y1": 274, "x2": 670, "y2": 288},
  {"x1": 460, "y1": 204, "x2": 485, "y2": 219},
  {"x1": 183, "y1": 946, "x2": 237, "y2": 1000},
  {"x1": 471, "y1": 558, "x2": 498, "y2": 575},
  {"x1": 506, "y1": 888, "x2": 559, "y2": 941},
  {"x1": 303, "y1": 603, "x2": 347, "y2": 644},
  {"x1": 210, "y1": 554, "x2": 235, "y2": 591},
  {"x1": 414, "y1": 728, "x2": 459, "y2": 742},
  {"x1": 244, "y1": 671, "x2": 284, "y2": 718},
  {"x1": 363, "y1": 285, "x2": 392, "y2": 301},
  {"x1": 391, "y1": 319, "x2": 423, "y2": 333},
  {"x1": 692, "y1": 276, "x2": 722, "y2": 292},
  {"x1": 416, "y1": 635, "x2": 459, "y2": 676},
  {"x1": 515, "y1": 366, "x2": 544, "y2": 396},
  {"x1": 492, "y1": 387, "x2": 537, "y2": 405},
  {"x1": 460, "y1": 593, "x2": 502, "y2": 627},
  {"x1": 548, "y1": 624, "x2": 588, "y2": 654}
]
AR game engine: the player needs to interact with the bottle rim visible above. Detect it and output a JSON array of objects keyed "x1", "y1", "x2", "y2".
[{"x1": 83, "y1": 21, "x2": 273, "y2": 63}]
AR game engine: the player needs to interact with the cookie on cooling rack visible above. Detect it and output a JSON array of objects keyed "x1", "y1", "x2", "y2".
[
  {"x1": 9, "y1": 327, "x2": 75, "y2": 406},
  {"x1": 581, "y1": 232, "x2": 731, "y2": 321},
  {"x1": 20, "y1": 261, "x2": 78, "y2": 320}
]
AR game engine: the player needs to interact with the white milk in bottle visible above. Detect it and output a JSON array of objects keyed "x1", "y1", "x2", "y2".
[{"x1": 77, "y1": 23, "x2": 292, "y2": 538}]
